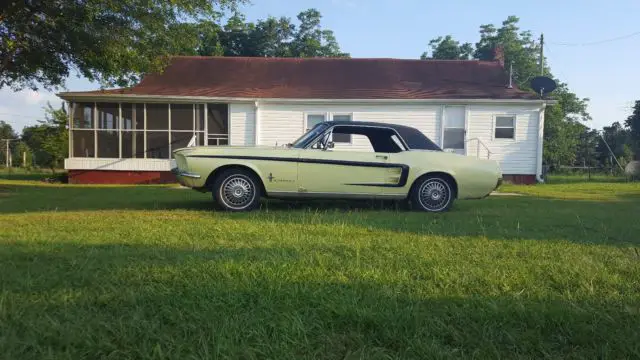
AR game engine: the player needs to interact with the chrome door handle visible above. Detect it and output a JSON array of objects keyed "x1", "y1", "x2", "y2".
[{"x1": 375, "y1": 155, "x2": 388, "y2": 160}]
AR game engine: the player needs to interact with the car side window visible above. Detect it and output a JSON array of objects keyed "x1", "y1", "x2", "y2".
[
  {"x1": 308, "y1": 130, "x2": 331, "y2": 150},
  {"x1": 390, "y1": 134, "x2": 406, "y2": 151}
]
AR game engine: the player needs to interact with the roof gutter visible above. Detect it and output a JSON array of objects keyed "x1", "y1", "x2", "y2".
[{"x1": 56, "y1": 92, "x2": 557, "y2": 106}]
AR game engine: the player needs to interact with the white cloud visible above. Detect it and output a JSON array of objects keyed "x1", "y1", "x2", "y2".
[{"x1": 0, "y1": 88, "x2": 64, "y2": 132}]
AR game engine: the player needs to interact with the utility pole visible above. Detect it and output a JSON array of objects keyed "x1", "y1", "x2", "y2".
[
  {"x1": 2, "y1": 139, "x2": 18, "y2": 168},
  {"x1": 539, "y1": 33, "x2": 544, "y2": 75}
]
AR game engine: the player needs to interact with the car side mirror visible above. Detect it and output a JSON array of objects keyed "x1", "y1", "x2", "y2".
[{"x1": 325, "y1": 141, "x2": 335, "y2": 150}]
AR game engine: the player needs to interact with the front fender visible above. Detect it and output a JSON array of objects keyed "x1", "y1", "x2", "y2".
[{"x1": 193, "y1": 158, "x2": 267, "y2": 189}]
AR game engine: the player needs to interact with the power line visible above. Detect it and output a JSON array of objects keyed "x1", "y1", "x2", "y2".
[{"x1": 549, "y1": 30, "x2": 640, "y2": 47}]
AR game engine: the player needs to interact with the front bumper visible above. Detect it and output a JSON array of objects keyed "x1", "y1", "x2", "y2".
[
  {"x1": 170, "y1": 167, "x2": 201, "y2": 179},
  {"x1": 171, "y1": 167, "x2": 202, "y2": 188}
]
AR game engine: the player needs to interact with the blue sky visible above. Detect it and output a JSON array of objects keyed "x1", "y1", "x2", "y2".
[{"x1": 1, "y1": 0, "x2": 638, "y2": 131}]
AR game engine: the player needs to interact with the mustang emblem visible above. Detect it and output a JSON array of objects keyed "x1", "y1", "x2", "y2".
[{"x1": 267, "y1": 172, "x2": 293, "y2": 183}]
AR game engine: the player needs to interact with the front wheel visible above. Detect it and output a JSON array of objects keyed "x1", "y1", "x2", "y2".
[
  {"x1": 212, "y1": 169, "x2": 262, "y2": 212},
  {"x1": 410, "y1": 176, "x2": 455, "y2": 212}
]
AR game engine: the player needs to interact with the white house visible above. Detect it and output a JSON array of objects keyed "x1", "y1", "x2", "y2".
[{"x1": 58, "y1": 53, "x2": 550, "y2": 184}]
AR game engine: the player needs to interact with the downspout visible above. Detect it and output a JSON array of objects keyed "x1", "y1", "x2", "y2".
[
  {"x1": 536, "y1": 102, "x2": 547, "y2": 183},
  {"x1": 254, "y1": 100, "x2": 260, "y2": 146}
]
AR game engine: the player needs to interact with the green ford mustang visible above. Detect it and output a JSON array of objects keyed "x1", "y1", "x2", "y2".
[{"x1": 172, "y1": 121, "x2": 503, "y2": 212}]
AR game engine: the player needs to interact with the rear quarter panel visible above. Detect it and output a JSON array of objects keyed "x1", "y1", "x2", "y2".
[{"x1": 389, "y1": 151, "x2": 501, "y2": 199}]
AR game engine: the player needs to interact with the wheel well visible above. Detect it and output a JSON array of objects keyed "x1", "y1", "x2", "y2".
[
  {"x1": 205, "y1": 165, "x2": 267, "y2": 195},
  {"x1": 410, "y1": 172, "x2": 458, "y2": 199}
]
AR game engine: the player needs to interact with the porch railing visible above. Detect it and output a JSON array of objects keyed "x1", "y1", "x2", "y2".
[
  {"x1": 208, "y1": 133, "x2": 229, "y2": 146},
  {"x1": 466, "y1": 138, "x2": 492, "y2": 159}
]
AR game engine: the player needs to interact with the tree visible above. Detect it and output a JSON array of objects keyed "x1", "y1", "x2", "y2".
[
  {"x1": 0, "y1": 121, "x2": 16, "y2": 140},
  {"x1": 421, "y1": 16, "x2": 591, "y2": 170},
  {"x1": 1, "y1": 0, "x2": 244, "y2": 90},
  {"x1": 12, "y1": 141, "x2": 33, "y2": 168},
  {"x1": 597, "y1": 122, "x2": 633, "y2": 171},
  {"x1": 575, "y1": 125, "x2": 600, "y2": 167},
  {"x1": 473, "y1": 16, "x2": 544, "y2": 84},
  {"x1": 289, "y1": 9, "x2": 347, "y2": 58},
  {"x1": 194, "y1": 9, "x2": 348, "y2": 58},
  {"x1": 21, "y1": 103, "x2": 68, "y2": 171},
  {"x1": 421, "y1": 35, "x2": 473, "y2": 60},
  {"x1": 625, "y1": 100, "x2": 640, "y2": 159}
]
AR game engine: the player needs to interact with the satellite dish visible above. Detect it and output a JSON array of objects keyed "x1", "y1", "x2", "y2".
[{"x1": 530, "y1": 76, "x2": 557, "y2": 97}]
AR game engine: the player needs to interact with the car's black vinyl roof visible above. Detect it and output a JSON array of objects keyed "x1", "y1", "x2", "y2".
[{"x1": 326, "y1": 121, "x2": 442, "y2": 151}]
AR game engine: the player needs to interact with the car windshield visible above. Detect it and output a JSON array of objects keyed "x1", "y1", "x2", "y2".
[{"x1": 289, "y1": 123, "x2": 330, "y2": 148}]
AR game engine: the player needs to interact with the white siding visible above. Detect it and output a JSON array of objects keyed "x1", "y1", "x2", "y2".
[
  {"x1": 258, "y1": 103, "x2": 441, "y2": 151},
  {"x1": 229, "y1": 103, "x2": 255, "y2": 146},
  {"x1": 226, "y1": 102, "x2": 541, "y2": 176},
  {"x1": 467, "y1": 105, "x2": 540, "y2": 174},
  {"x1": 65, "y1": 158, "x2": 173, "y2": 171}
]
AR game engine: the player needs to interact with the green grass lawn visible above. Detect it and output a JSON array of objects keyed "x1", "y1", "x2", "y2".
[
  {"x1": 0, "y1": 178, "x2": 639, "y2": 359},
  {"x1": 0, "y1": 167, "x2": 65, "y2": 181}
]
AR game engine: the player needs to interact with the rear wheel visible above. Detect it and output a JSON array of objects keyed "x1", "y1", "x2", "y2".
[
  {"x1": 212, "y1": 168, "x2": 262, "y2": 212},
  {"x1": 410, "y1": 176, "x2": 454, "y2": 212}
]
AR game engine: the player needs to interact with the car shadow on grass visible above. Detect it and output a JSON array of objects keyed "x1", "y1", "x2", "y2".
[
  {"x1": 0, "y1": 241, "x2": 638, "y2": 359},
  {"x1": 1, "y1": 182, "x2": 639, "y2": 246}
]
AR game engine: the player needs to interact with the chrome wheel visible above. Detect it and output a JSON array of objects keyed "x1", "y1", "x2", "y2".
[
  {"x1": 418, "y1": 178, "x2": 451, "y2": 212},
  {"x1": 220, "y1": 175, "x2": 255, "y2": 209}
]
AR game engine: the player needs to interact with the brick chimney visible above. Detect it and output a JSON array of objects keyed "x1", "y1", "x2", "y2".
[{"x1": 492, "y1": 45, "x2": 505, "y2": 67}]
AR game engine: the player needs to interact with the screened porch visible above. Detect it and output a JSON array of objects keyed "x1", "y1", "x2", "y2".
[{"x1": 69, "y1": 102, "x2": 229, "y2": 159}]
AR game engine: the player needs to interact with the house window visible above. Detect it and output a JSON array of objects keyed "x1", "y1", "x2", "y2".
[
  {"x1": 443, "y1": 106, "x2": 465, "y2": 150},
  {"x1": 331, "y1": 114, "x2": 352, "y2": 143},
  {"x1": 495, "y1": 116, "x2": 515, "y2": 139},
  {"x1": 306, "y1": 114, "x2": 326, "y2": 132}
]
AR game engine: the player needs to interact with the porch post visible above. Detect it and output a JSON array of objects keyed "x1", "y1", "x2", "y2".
[
  {"x1": 204, "y1": 103, "x2": 208, "y2": 146},
  {"x1": 67, "y1": 101, "x2": 73, "y2": 159}
]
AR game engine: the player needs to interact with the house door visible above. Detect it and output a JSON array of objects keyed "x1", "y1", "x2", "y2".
[{"x1": 442, "y1": 106, "x2": 466, "y2": 155}]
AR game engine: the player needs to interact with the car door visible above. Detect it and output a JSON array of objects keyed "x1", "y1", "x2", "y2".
[{"x1": 297, "y1": 148, "x2": 390, "y2": 195}]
